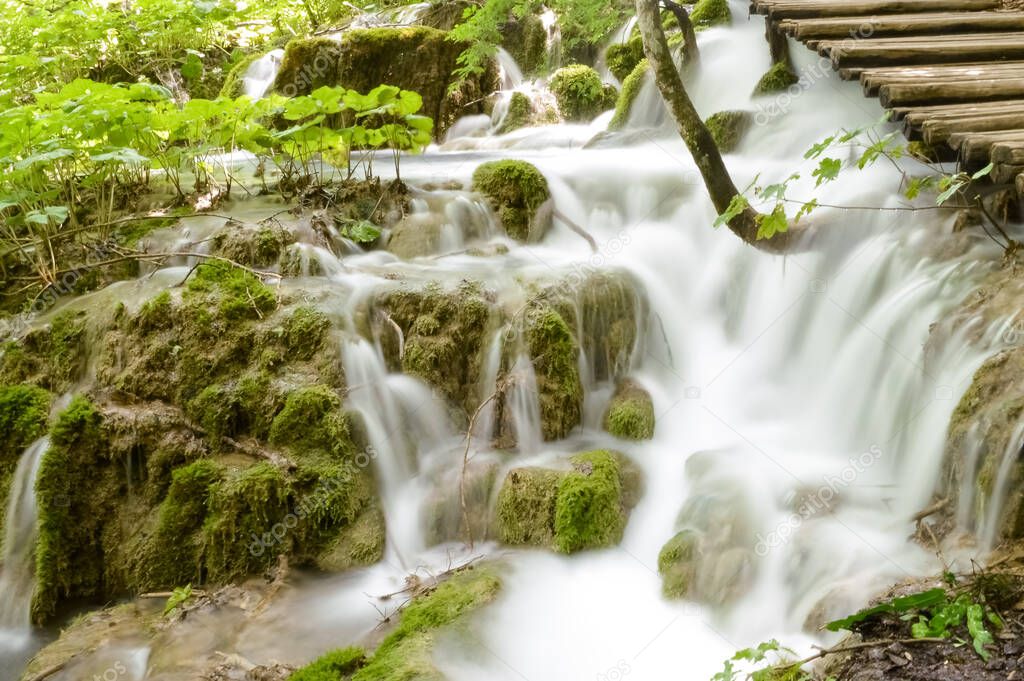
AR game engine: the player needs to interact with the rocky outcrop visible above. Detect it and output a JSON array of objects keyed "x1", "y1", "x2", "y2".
[{"x1": 271, "y1": 27, "x2": 499, "y2": 138}]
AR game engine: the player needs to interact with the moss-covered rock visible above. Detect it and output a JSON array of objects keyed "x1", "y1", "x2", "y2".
[
  {"x1": 605, "y1": 37, "x2": 645, "y2": 83},
  {"x1": 498, "y1": 92, "x2": 534, "y2": 134},
  {"x1": 292, "y1": 567, "x2": 501, "y2": 681},
  {"x1": 372, "y1": 281, "x2": 493, "y2": 416},
  {"x1": 524, "y1": 305, "x2": 583, "y2": 441},
  {"x1": 658, "y1": 529, "x2": 700, "y2": 598},
  {"x1": 549, "y1": 64, "x2": 618, "y2": 122},
  {"x1": 424, "y1": 460, "x2": 498, "y2": 545},
  {"x1": 608, "y1": 58, "x2": 649, "y2": 131},
  {"x1": 690, "y1": 0, "x2": 731, "y2": 30},
  {"x1": 603, "y1": 379, "x2": 655, "y2": 440},
  {"x1": 211, "y1": 220, "x2": 296, "y2": 268},
  {"x1": 269, "y1": 385, "x2": 356, "y2": 459},
  {"x1": 753, "y1": 62, "x2": 799, "y2": 96},
  {"x1": 501, "y1": 14, "x2": 549, "y2": 77},
  {"x1": 494, "y1": 450, "x2": 641, "y2": 553},
  {"x1": 272, "y1": 27, "x2": 499, "y2": 138},
  {"x1": 704, "y1": 110, "x2": 751, "y2": 154},
  {"x1": 472, "y1": 159, "x2": 552, "y2": 242},
  {"x1": 0, "y1": 384, "x2": 50, "y2": 548},
  {"x1": 0, "y1": 310, "x2": 88, "y2": 392},
  {"x1": 219, "y1": 52, "x2": 262, "y2": 99}
]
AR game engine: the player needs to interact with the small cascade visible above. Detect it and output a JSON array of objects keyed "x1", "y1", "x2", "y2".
[
  {"x1": 978, "y1": 420, "x2": 1024, "y2": 552},
  {"x1": 340, "y1": 337, "x2": 452, "y2": 564},
  {"x1": 496, "y1": 47, "x2": 525, "y2": 91},
  {"x1": 502, "y1": 352, "x2": 544, "y2": 455},
  {"x1": 539, "y1": 8, "x2": 562, "y2": 72},
  {"x1": 242, "y1": 49, "x2": 285, "y2": 99},
  {"x1": 0, "y1": 438, "x2": 48, "y2": 661}
]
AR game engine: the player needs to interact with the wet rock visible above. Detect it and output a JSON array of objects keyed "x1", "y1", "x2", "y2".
[
  {"x1": 753, "y1": 62, "x2": 799, "y2": 96},
  {"x1": 549, "y1": 65, "x2": 618, "y2": 122},
  {"x1": 494, "y1": 450, "x2": 642, "y2": 553},
  {"x1": 501, "y1": 14, "x2": 548, "y2": 77},
  {"x1": 424, "y1": 459, "x2": 499, "y2": 545},
  {"x1": 472, "y1": 159, "x2": 553, "y2": 242},
  {"x1": 704, "y1": 110, "x2": 752, "y2": 154},
  {"x1": 603, "y1": 378, "x2": 655, "y2": 440},
  {"x1": 211, "y1": 220, "x2": 296, "y2": 268},
  {"x1": 271, "y1": 28, "x2": 499, "y2": 139}
]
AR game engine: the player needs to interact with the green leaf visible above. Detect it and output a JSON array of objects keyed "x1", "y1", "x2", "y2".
[
  {"x1": 972, "y1": 162, "x2": 995, "y2": 180},
  {"x1": 967, "y1": 604, "x2": 994, "y2": 661},
  {"x1": 825, "y1": 588, "x2": 948, "y2": 632},
  {"x1": 338, "y1": 219, "x2": 381, "y2": 244},
  {"x1": 812, "y1": 157, "x2": 842, "y2": 187},
  {"x1": 714, "y1": 194, "x2": 749, "y2": 228},
  {"x1": 804, "y1": 136, "x2": 835, "y2": 160},
  {"x1": 756, "y1": 203, "x2": 788, "y2": 240}
]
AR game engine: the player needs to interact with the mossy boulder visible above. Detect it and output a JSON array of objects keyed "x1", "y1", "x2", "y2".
[
  {"x1": 472, "y1": 159, "x2": 552, "y2": 242},
  {"x1": 704, "y1": 110, "x2": 751, "y2": 154},
  {"x1": 293, "y1": 567, "x2": 501, "y2": 681},
  {"x1": 658, "y1": 529, "x2": 700, "y2": 598},
  {"x1": 494, "y1": 450, "x2": 641, "y2": 553},
  {"x1": 497, "y1": 91, "x2": 554, "y2": 134},
  {"x1": 753, "y1": 62, "x2": 799, "y2": 96},
  {"x1": 938, "y1": 346, "x2": 1024, "y2": 543},
  {"x1": 605, "y1": 37, "x2": 645, "y2": 83},
  {"x1": 211, "y1": 220, "x2": 296, "y2": 268},
  {"x1": 608, "y1": 58, "x2": 649, "y2": 131},
  {"x1": 501, "y1": 14, "x2": 549, "y2": 76},
  {"x1": 549, "y1": 64, "x2": 618, "y2": 122},
  {"x1": 524, "y1": 305, "x2": 583, "y2": 441},
  {"x1": 603, "y1": 379, "x2": 655, "y2": 440},
  {"x1": 0, "y1": 384, "x2": 50, "y2": 548},
  {"x1": 272, "y1": 27, "x2": 499, "y2": 138},
  {"x1": 0, "y1": 310, "x2": 88, "y2": 393},
  {"x1": 690, "y1": 0, "x2": 731, "y2": 30},
  {"x1": 372, "y1": 281, "x2": 493, "y2": 416}
]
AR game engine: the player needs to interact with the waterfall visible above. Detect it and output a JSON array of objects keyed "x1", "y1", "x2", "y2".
[
  {"x1": 242, "y1": 49, "x2": 285, "y2": 99},
  {"x1": 0, "y1": 438, "x2": 48, "y2": 668}
]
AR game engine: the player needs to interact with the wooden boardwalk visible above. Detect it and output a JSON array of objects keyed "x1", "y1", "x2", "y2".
[{"x1": 750, "y1": 0, "x2": 1024, "y2": 190}]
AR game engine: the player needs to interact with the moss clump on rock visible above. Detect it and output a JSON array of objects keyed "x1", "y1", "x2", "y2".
[
  {"x1": 211, "y1": 221, "x2": 295, "y2": 268},
  {"x1": 293, "y1": 567, "x2": 501, "y2": 681},
  {"x1": 498, "y1": 91, "x2": 534, "y2": 134},
  {"x1": 549, "y1": 64, "x2": 618, "y2": 122},
  {"x1": 219, "y1": 52, "x2": 261, "y2": 99},
  {"x1": 185, "y1": 261, "x2": 277, "y2": 321},
  {"x1": 603, "y1": 379, "x2": 655, "y2": 440},
  {"x1": 753, "y1": 62, "x2": 799, "y2": 95},
  {"x1": 704, "y1": 110, "x2": 752, "y2": 153},
  {"x1": 658, "y1": 529, "x2": 700, "y2": 598},
  {"x1": 472, "y1": 159, "x2": 552, "y2": 242},
  {"x1": 605, "y1": 37, "x2": 645, "y2": 83},
  {"x1": 525, "y1": 306, "x2": 583, "y2": 441},
  {"x1": 690, "y1": 0, "x2": 731, "y2": 30},
  {"x1": 0, "y1": 310, "x2": 88, "y2": 392},
  {"x1": 0, "y1": 384, "x2": 50, "y2": 546},
  {"x1": 502, "y1": 14, "x2": 548, "y2": 76},
  {"x1": 494, "y1": 450, "x2": 641, "y2": 553},
  {"x1": 269, "y1": 385, "x2": 356, "y2": 459},
  {"x1": 609, "y1": 58, "x2": 649, "y2": 131}
]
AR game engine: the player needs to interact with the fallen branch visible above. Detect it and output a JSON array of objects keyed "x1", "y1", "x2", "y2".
[
  {"x1": 459, "y1": 378, "x2": 513, "y2": 549},
  {"x1": 912, "y1": 497, "x2": 949, "y2": 524},
  {"x1": 553, "y1": 208, "x2": 599, "y2": 253}
]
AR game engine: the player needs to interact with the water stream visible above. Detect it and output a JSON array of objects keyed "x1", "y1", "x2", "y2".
[{"x1": 2, "y1": 2, "x2": 1018, "y2": 679}]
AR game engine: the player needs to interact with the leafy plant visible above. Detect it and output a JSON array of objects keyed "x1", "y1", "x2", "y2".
[{"x1": 164, "y1": 584, "x2": 194, "y2": 615}]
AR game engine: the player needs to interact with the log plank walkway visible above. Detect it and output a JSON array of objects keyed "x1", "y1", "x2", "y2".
[{"x1": 750, "y1": 0, "x2": 1024, "y2": 187}]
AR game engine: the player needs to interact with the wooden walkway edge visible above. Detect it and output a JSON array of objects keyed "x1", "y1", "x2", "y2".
[{"x1": 750, "y1": 0, "x2": 1024, "y2": 190}]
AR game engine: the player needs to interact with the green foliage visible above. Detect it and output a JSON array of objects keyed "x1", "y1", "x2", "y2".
[
  {"x1": 826, "y1": 585, "x2": 1002, "y2": 661},
  {"x1": 549, "y1": 64, "x2": 617, "y2": 122},
  {"x1": 711, "y1": 640, "x2": 811, "y2": 681},
  {"x1": 163, "y1": 584, "x2": 194, "y2": 616},
  {"x1": 185, "y1": 262, "x2": 277, "y2": 321}
]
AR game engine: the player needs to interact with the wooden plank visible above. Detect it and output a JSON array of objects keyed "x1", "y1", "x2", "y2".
[
  {"x1": 1016, "y1": 172, "x2": 1024, "y2": 197},
  {"x1": 780, "y1": 12, "x2": 1024, "y2": 40},
  {"x1": 924, "y1": 112, "x2": 1024, "y2": 145},
  {"x1": 862, "y1": 63, "x2": 1024, "y2": 95},
  {"x1": 822, "y1": 34, "x2": 1024, "y2": 68},
  {"x1": 880, "y1": 78, "x2": 1024, "y2": 107},
  {"x1": 893, "y1": 99, "x2": 1024, "y2": 123},
  {"x1": 751, "y1": 0, "x2": 1000, "y2": 19},
  {"x1": 992, "y1": 141, "x2": 1024, "y2": 165},
  {"x1": 947, "y1": 130, "x2": 1024, "y2": 163},
  {"x1": 992, "y1": 162, "x2": 1024, "y2": 184}
]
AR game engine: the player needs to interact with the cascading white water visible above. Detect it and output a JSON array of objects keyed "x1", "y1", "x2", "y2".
[
  {"x1": 10, "y1": 2, "x2": 1020, "y2": 679},
  {"x1": 0, "y1": 438, "x2": 49, "y2": 675},
  {"x1": 242, "y1": 49, "x2": 285, "y2": 99}
]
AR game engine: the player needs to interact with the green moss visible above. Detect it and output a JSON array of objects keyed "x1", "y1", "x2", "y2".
[
  {"x1": 753, "y1": 62, "x2": 799, "y2": 95},
  {"x1": 658, "y1": 529, "x2": 700, "y2": 598},
  {"x1": 352, "y1": 568, "x2": 501, "y2": 681},
  {"x1": 314, "y1": 504, "x2": 385, "y2": 572},
  {"x1": 472, "y1": 160, "x2": 551, "y2": 242},
  {"x1": 146, "y1": 459, "x2": 223, "y2": 587},
  {"x1": 690, "y1": 0, "x2": 731, "y2": 30},
  {"x1": 32, "y1": 396, "x2": 106, "y2": 624},
  {"x1": 269, "y1": 385, "x2": 356, "y2": 459},
  {"x1": 603, "y1": 380, "x2": 655, "y2": 440},
  {"x1": 553, "y1": 451, "x2": 627, "y2": 553},
  {"x1": 203, "y1": 462, "x2": 290, "y2": 581},
  {"x1": 235, "y1": 371, "x2": 285, "y2": 440},
  {"x1": 291, "y1": 647, "x2": 367, "y2": 681},
  {"x1": 0, "y1": 384, "x2": 50, "y2": 547},
  {"x1": 549, "y1": 64, "x2": 617, "y2": 122},
  {"x1": 219, "y1": 52, "x2": 261, "y2": 99},
  {"x1": 135, "y1": 291, "x2": 173, "y2": 334},
  {"x1": 609, "y1": 58, "x2": 649, "y2": 131},
  {"x1": 605, "y1": 37, "x2": 644, "y2": 83},
  {"x1": 524, "y1": 305, "x2": 582, "y2": 441},
  {"x1": 283, "y1": 306, "x2": 332, "y2": 360},
  {"x1": 704, "y1": 110, "x2": 751, "y2": 154},
  {"x1": 185, "y1": 261, "x2": 277, "y2": 321},
  {"x1": 498, "y1": 92, "x2": 534, "y2": 134},
  {"x1": 212, "y1": 222, "x2": 294, "y2": 268},
  {"x1": 187, "y1": 384, "x2": 240, "y2": 447},
  {"x1": 502, "y1": 14, "x2": 548, "y2": 76},
  {"x1": 495, "y1": 467, "x2": 561, "y2": 546}
]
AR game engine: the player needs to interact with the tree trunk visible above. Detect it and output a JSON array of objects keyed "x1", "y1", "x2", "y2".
[
  {"x1": 661, "y1": 0, "x2": 699, "y2": 65},
  {"x1": 635, "y1": 0, "x2": 793, "y2": 251}
]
